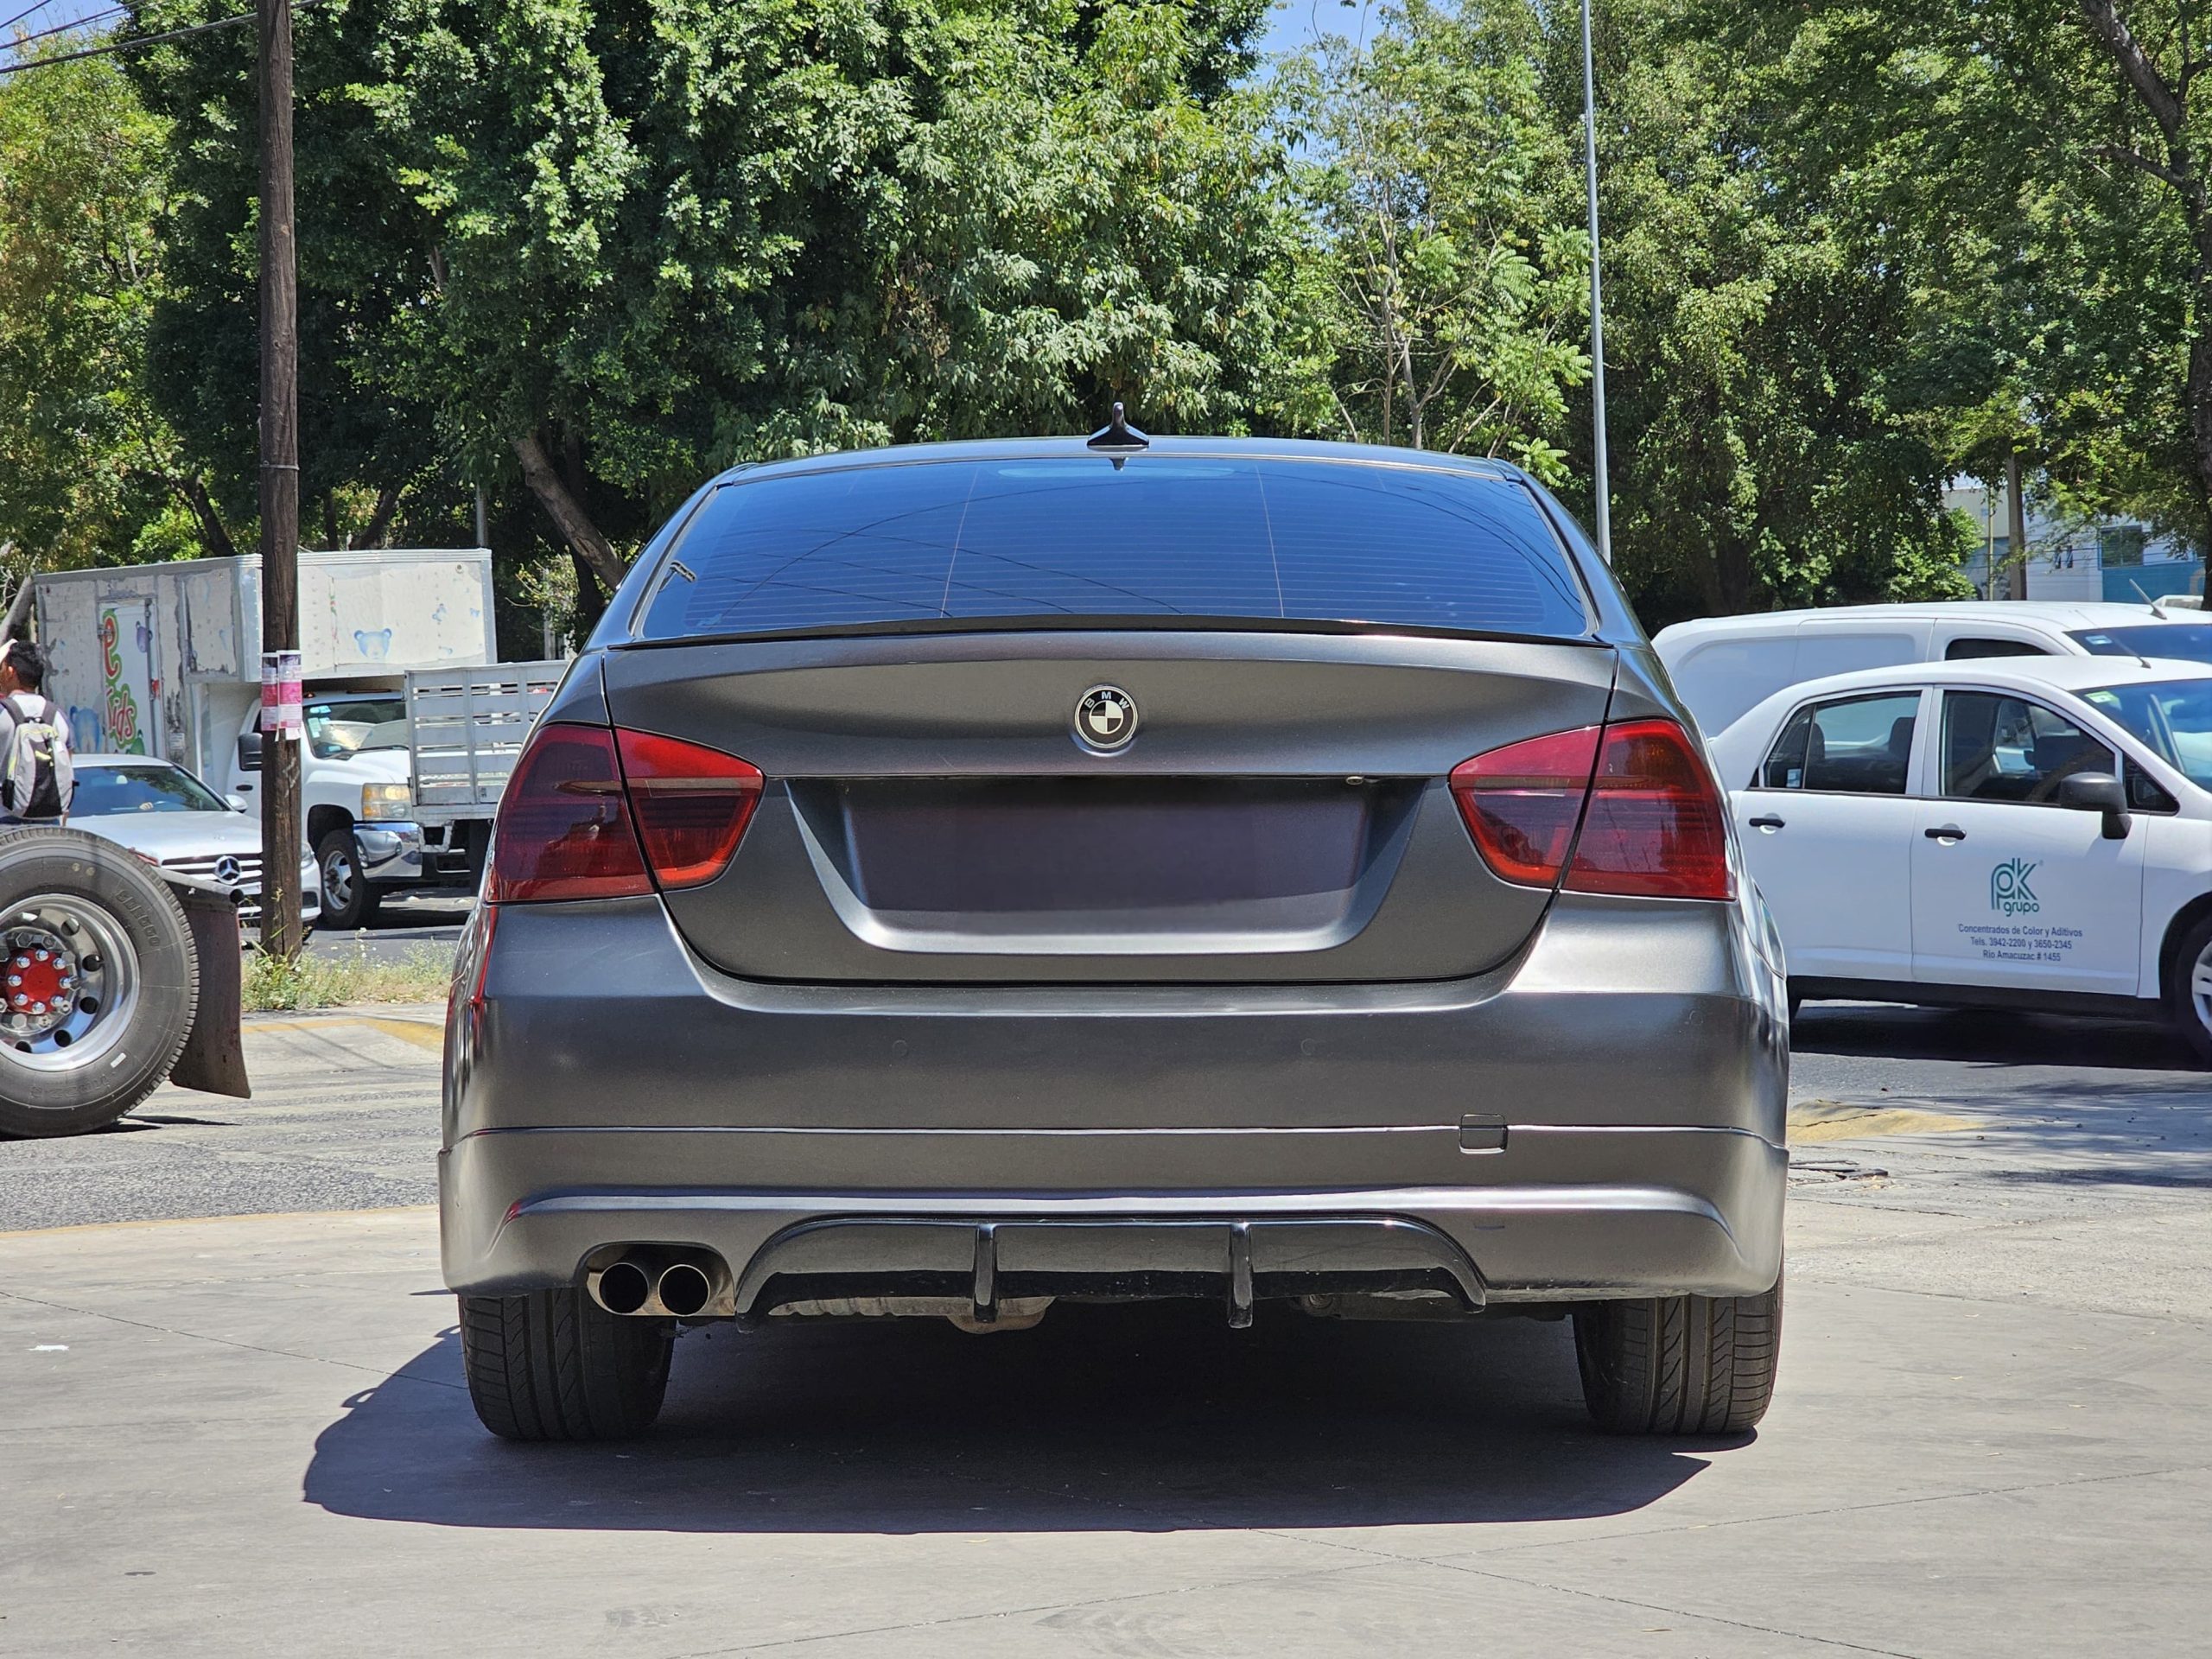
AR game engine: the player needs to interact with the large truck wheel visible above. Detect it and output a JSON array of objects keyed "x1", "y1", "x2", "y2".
[
  {"x1": 316, "y1": 826, "x2": 382, "y2": 930},
  {"x1": 1573, "y1": 1274, "x2": 1783, "y2": 1435},
  {"x1": 0, "y1": 829, "x2": 200, "y2": 1138}
]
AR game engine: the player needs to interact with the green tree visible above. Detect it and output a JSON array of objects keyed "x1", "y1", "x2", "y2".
[
  {"x1": 1274, "y1": 0, "x2": 1591, "y2": 479},
  {"x1": 0, "y1": 49, "x2": 232, "y2": 569},
  {"x1": 130, "y1": 0, "x2": 1295, "y2": 605},
  {"x1": 1703, "y1": 0, "x2": 2207, "y2": 551},
  {"x1": 1535, "y1": 0, "x2": 1975, "y2": 622}
]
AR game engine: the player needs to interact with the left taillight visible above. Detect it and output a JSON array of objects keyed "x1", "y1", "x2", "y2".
[
  {"x1": 486, "y1": 724, "x2": 650, "y2": 903},
  {"x1": 486, "y1": 721, "x2": 762, "y2": 904}
]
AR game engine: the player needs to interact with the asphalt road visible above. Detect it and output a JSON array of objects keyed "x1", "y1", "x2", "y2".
[
  {"x1": 303, "y1": 892, "x2": 471, "y2": 966},
  {"x1": 2, "y1": 1001, "x2": 2208, "y2": 1656}
]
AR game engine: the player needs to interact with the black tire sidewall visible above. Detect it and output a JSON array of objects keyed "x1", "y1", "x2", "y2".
[
  {"x1": 316, "y1": 826, "x2": 379, "y2": 930},
  {"x1": 2164, "y1": 914, "x2": 2212, "y2": 1065},
  {"x1": 0, "y1": 829, "x2": 200, "y2": 1135}
]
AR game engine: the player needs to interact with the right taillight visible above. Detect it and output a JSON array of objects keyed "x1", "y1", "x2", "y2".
[
  {"x1": 613, "y1": 728, "x2": 763, "y2": 890},
  {"x1": 1452, "y1": 715, "x2": 1731, "y2": 901},
  {"x1": 487, "y1": 721, "x2": 765, "y2": 904}
]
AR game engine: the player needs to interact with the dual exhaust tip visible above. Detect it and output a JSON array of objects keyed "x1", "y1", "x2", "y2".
[{"x1": 588, "y1": 1249, "x2": 728, "y2": 1319}]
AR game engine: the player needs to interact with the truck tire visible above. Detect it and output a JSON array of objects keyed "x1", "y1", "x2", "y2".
[
  {"x1": 459, "y1": 1287, "x2": 672, "y2": 1441},
  {"x1": 1573, "y1": 1274, "x2": 1782, "y2": 1435},
  {"x1": 316, "y1": 826, "x2": 381, "y2": 930},
  {"x1": 0, "y1": 828, "x2": 200, "y2": 1138},
  {"x1": 2164, "y1": 912, "x2": 2212, "y2": 1066}
]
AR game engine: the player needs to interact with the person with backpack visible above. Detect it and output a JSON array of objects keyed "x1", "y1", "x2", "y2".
[{"x1": 0, "y1": 640, "x2": 74, "y2": 824}]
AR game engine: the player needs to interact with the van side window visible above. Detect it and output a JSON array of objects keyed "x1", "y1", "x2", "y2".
[
  {"x1": 1942, "y1": 692, "x2": 2116, "y2": 804},
  {"x1": 1758, "y1": 693, "x2": 1919, "y2": 794},
  {"x1": 1944, "y1": 638, "x2": 2053, "y2": 661}
]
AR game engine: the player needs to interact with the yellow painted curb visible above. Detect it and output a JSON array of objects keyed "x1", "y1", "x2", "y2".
[
  {"x1": 245, "y1": 1014, "x2": 444, "y2": 1052},
  {"x1": 1788, "y1": 1099, "x2": 1980, "y2": 1143}
]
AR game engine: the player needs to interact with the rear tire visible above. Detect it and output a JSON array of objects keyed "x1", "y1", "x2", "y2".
[
  {"x1": 0, "y1": 829, "x2": 199, "y2": 1138},
  {"x1": 459, "y1": 1287, "x2": 672, "y2": 1441},
  {"x1": 315, "y1": 827, "x2": 381, "y2": 930},
  {"x1": 2162, "y1": 913, "x2": 2212, "y2": 1066},
  {"x1": 1573, "y1": 1274, "x2": 1782, "y2": 1435}
]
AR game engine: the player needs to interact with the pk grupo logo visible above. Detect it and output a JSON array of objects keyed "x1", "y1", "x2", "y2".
[{"x1": 1990, "y1": 856, "x2": 2040, "y2": 917}]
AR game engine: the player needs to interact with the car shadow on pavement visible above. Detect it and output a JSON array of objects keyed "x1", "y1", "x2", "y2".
[
  {"x1": 303, "y1": 1302, "x2": 1732, "y2": 1532},
  {"x1": 1793, "y1": 1001, "x2": 2201, "y2": 1071}
]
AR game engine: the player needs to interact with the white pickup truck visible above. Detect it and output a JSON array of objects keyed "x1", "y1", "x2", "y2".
[{"x1": 29, "y1": 550, "x2": 545, "y2": 928}]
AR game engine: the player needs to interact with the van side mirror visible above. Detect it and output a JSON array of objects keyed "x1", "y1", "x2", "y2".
[
  {"x1": 236, "y1": 730, "x2": 263, "y2": 773},
  {"x1": 2057, "y1": 772, "x2": 2132, "y2": 840}
]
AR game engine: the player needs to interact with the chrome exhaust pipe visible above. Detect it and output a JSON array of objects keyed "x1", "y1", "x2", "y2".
[
  {"x1": 655, "y1": 1260, "x2": 715, "y2": 1319},
  {"x1": 591, "y1": 1255, "x2": 653, "y2": 1316},
  {"x1": 587, "y1": 1248, "x2": 733, "y2": 1317}
]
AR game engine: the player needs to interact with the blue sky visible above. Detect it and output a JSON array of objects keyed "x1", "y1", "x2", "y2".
[{"x1": 1257, "y1": 0, "x2": 1368, "y2": 56}]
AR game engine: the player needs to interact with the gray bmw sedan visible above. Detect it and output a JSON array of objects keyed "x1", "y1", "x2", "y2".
[{"x1": 442, "y1": 433, "x2": 1788, "y2": 1442}]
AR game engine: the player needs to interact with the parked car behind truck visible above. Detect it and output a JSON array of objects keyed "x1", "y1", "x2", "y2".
[{"x1": 29, "y1": 550, "x2": 531, "y2": 928}]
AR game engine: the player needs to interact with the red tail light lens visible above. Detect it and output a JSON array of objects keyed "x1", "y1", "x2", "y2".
[
  {"x1": 1567, "y1": 718, "x2": 1732, "y2": 899},
  {"x1": 488, "y1": 722, "x2": 766, "y2": 903},
  {"x1": 614, "y1": 728, "x2": 763, "y2": 889},
  {"x1": 1452, "y1": 716, "x2": 1731, "y2": 900},
  {"x1": 486, "y1": 724, "x2": 651, "y2": 903},
  {"x1": 1450, "y1": 726, "x2": 1601, "y2": 886}
]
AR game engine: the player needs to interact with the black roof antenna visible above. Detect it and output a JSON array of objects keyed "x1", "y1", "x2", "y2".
[{"x1": 1086, "y1": 402, "x2": 1149, "y2": 468}]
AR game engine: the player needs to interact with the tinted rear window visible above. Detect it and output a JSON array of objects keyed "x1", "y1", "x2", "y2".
[
  {"x1": 2071, "y1": 623, "x2": 2212, "y2": 664},
  {"x1": 635, "y1": 457, "x2": 1592, "y2": 642}
]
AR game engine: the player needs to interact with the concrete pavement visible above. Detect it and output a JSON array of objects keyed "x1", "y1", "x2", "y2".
[{"x1": 1, "y1": 1001, "x2": 2207, "y2": 1656}]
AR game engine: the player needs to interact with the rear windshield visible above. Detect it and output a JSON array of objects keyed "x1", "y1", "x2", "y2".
[
  {"x1": 2070, "y1": 623, "x2": 2212, "y2": 664},
  {"x1": 634, "y1": 457, "x2": 1592, "y2": 642}
]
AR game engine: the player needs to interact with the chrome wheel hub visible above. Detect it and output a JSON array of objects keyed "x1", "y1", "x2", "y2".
[
  {"x1": 323, "y1": 846, "x2": 355, "y2": 910},
  {"x1": 2191, "y1": 940, "x2": 2212, "y2": 1036},
  {"x1": 0, "y1": 897, "x2": 137, "y2": 1071}
]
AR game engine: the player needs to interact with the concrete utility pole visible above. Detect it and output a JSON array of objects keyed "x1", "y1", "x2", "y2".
[
  {"x1": 257, "y1": 0, "x2": 302, "y2": 957},
  {"x1": 1580, "y1": 0, "x2": 1612, "y2": 563},
  {"x1": 2005, "y1": 451, "x2": 2028, "y2": 601}
]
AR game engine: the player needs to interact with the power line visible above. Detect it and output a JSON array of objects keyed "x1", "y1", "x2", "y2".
[
  {"x1": 0, "y1": 0, "x2": 67, "y2": 34},
  {"x1": 0, "y1": 1, "x2": 324, "y2": 75},
  {"x1": 8, "y1": 5, "x2": 132, "y2": 51}
]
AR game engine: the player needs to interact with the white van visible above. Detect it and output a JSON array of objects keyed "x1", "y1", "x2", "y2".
[{"x1": 1652, "y1": 601, "x2": 2212, "y2": 735}]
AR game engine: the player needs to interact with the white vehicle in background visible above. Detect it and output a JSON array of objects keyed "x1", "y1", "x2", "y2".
[
  {"x1": 29, "y1": 549, "x2": 510, "y2": 931},
  {"x1": 1654, "y1": 601, "x2": 2212, "y2": 735},
  {"x1": 67, "y1": 757, "x2": 321, "y2": 931},
  {"x1": 1708, "y1": 656, "x2": 2212, "y2": 1058}
]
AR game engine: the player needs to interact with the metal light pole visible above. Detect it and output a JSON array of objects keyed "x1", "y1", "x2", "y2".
[
  {"x1": 1580, "y1": 0, "x2": 1612, "y2": 564},
  {"x1": 257, "y1": 0, "x2": 302, "y2": 957}
]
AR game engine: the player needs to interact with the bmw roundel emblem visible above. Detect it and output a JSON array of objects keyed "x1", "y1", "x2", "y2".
[
  {"x1": 1074, "y1": 685, "x2": 1138, "y2": 753},
  {"x1": 213, "y1": 855, "x2": 243, "y2": 886}
]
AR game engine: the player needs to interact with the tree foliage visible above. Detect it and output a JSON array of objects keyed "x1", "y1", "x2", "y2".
[
  {"x1": 0, "y1": 50, "x2": 230, "y2": 574},
  {"x1": 127, "y1": 0, "x2": 1294, "y2": 605},
  {"x1": 6, "y1": 0, "x2": 2208, "y2": 631},
  {"x1": 1274, "y1": 0, "x2": 1590, "y2": 479}
]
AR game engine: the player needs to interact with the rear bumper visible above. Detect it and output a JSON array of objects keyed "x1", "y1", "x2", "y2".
[{"x1": 440, "y1": 890, "x2": 1789, "y2": 1306}]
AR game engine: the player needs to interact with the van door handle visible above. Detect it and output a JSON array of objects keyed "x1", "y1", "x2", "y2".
[
  {"x1": 1924, "y1": 824, "x2": 1966, "y2": 842},
  {"x1": 1748, "y1": 815, "x2": 1786, "y2": 830}
]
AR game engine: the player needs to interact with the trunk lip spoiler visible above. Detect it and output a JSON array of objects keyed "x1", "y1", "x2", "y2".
[{"x1": 604, "y1": 616, "x2": 1618, "y2": 655}]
